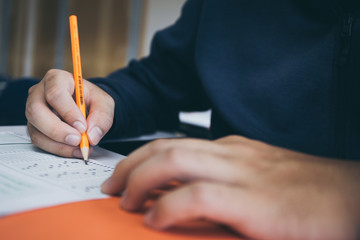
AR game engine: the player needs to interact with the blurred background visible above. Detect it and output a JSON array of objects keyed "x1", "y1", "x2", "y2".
[{"x1": 0, "y1": 0, "x2": 185, "y2": 78}]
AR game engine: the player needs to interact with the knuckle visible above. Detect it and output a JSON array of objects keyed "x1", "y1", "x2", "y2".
[
  {"x1": 45, "y1": 85, "x2": 62, "y2": 104},
  {"x1": 46, "y1": 69, "x2": 57, "y2": 75},
  {"x1": 28, "y1": 85, "x2": 36, "y2": 95},
  {"x1": 164, "y1": 148, "x2": 183, "y2": 167},
  {"x1": 45, "y1": 68, "x2": 61, "y2": 77},
  {"x1": 217, "y1": 135, "x2": 245, "y2": 145},
  {"x1": 227, "y1": 135, "x2": 245, "y2": 142},
  {"x1": 25, "y1": 101, "x2": 42, "y2": 120},
  {"x1": 148, "y1": 139, "x2": 169, "y2": 153},
  {"x1": 225, "y1": 135, "x2": 238, "y2": 140},
  {"x1": 44, "y1": 69, "x2": 61, "y2": 82}
]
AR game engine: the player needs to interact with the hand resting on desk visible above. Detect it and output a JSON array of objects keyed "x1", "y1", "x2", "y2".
[{"x1": 102, "y1": 136, "x2": 360, "y2": 240}]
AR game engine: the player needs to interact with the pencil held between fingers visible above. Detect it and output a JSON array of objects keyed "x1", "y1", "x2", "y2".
[
  {"x1": 25, "y1": 69, "x2": 115, "y2": 158},
  {"x1": 26, "y1": 70, "x2": 85, "y2": 157}
]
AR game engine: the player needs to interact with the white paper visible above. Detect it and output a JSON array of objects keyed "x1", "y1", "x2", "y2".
[{"x1": 0, "y1": 131, "x2": 124, "y2": 217}]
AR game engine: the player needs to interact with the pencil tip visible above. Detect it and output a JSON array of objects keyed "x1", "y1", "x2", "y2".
[{"x1": 81, "y1": 147, "x2": 89, "y2": 161}]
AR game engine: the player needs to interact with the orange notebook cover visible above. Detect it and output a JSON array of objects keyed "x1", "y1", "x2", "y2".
[{"x1": 0, "y1": 197, "x2": 242, "y2": 240}]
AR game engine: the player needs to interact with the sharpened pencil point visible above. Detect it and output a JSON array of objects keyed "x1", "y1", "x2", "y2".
[{"x1": 81, "y1": 147, "x2": 89, "y2": 162}]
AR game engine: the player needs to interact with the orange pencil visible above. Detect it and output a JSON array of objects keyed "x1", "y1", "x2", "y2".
[{"x1": 69, "y1": 15, "x2": 89, "y2": 163}]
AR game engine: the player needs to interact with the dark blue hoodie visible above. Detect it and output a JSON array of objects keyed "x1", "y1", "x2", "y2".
[{"x1": 92, "y1": 0, "x2": 360, "y2": 160}]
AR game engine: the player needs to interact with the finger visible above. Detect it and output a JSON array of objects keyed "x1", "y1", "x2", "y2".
[
  {"x1": 144, "y1": 178, "x2": 353, "y2": 240},
  {"x1": 101, "y1": 139, "x2": 174, "y2": 195},
  {"x1": 144, "y1": 182, "x2": 254, "y2": 237},
  {"x1": 101, "y1": 138, "x2": 226, "y2": 195},
  {"x1": 216, "y1": 135, "x2": 275, "y2": 153},
  {"x1": 27, "y1": 122, "x2": 81, "y2": 158},
  {"x1": 43, "y1": 69, "x2": 87, "y2": 133},
  {"x1": 84, "y1": 81, "x2": 115, "y2": 145},
  {"x1": 101, "y1": 142, "x2": 164, "y2": 195},
  {"x1": 121, "y1": 146, "x2": 239, "y2": 211},
  {"x1": 26, "y1": 80, "x2": 82, "y2": 147}
]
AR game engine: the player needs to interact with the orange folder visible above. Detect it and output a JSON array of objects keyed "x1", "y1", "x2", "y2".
[{"x1": 0, "y1": 197, "x2": 242, "y2": 240}]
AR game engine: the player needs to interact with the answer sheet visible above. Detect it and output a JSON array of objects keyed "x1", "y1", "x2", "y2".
[{"x1": 0, "y1": 130, "x2": 124, "y2": 216}]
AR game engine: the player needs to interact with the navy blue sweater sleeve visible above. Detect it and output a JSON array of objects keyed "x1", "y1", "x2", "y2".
[{"x1": 90, "y1": 0, "x2": 209, "y2": 139}]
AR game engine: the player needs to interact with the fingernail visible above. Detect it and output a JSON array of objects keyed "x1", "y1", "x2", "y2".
[
  {"x1": 73, "y1": 149, "x2": 83, "y2": 158},
  {"x1": 73, "y1": 121, "x2": 86, "y2": 133},
  {"x1": 88, "y1": 126, "x2": 103, "y2": 145},
  {"x1": 65, "y1": 134, "x2": 81, "y2": 146}
]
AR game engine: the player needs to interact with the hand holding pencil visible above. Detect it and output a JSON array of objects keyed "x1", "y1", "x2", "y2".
[
  {"x1": 25, "y1": 18, "x2": 115, "y2": 160},
  {"x1": 69, "y1": 15, "x2": 89, "y2": 163}
]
